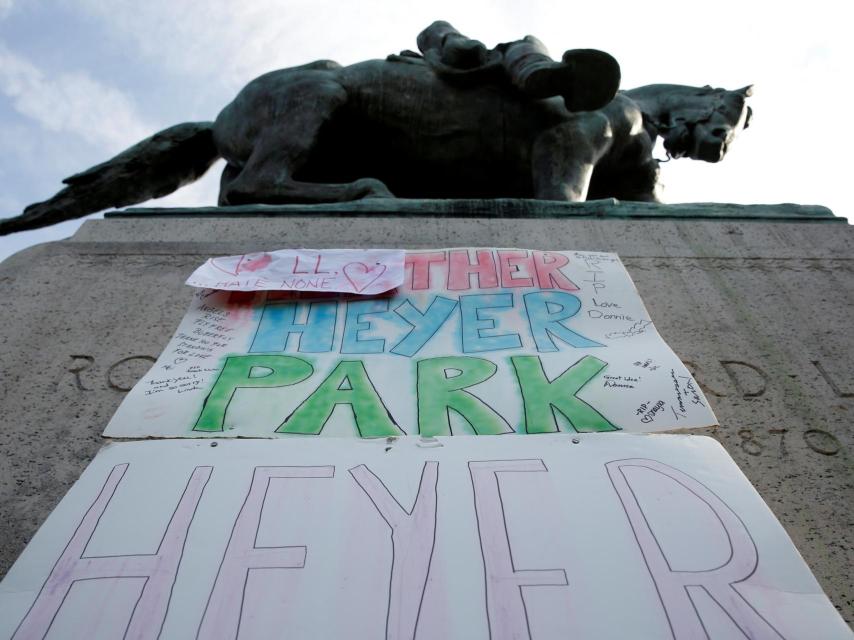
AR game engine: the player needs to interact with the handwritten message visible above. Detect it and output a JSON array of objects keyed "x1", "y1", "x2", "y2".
[
  {"x1": 105, "y1": 248, "x2": 718, "y2": 438},
  {"x1": 1, "y1": 436, "x2": 848, "y2": 639},
  {"x1": 185, "y1": 248, "x2": 405, "y2": 294}
]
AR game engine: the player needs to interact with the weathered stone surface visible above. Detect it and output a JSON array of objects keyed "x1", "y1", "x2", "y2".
[{"x1": 0, "y1": 207, "x2": 851, "y2": 625}]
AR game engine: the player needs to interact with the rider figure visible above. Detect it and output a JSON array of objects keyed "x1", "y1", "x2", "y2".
[{"x1": 409, "y1": 21, "x2": 621, "y2": 112}]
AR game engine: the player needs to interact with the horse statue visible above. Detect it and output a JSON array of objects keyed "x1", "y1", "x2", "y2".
[{"x1": 0, "y1": 28, "x2": 752, "y2": 236}]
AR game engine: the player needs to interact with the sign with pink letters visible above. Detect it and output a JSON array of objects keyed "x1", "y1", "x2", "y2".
[
  {"x1": 185, "y1": 248, "x2": 405, "y2": 294},
  {"x1": 0, "y1": 435, "x2": 849, "y2": 639},
  {"x1": 105, "y1": 249, "x2": 718, "y2": 438}
]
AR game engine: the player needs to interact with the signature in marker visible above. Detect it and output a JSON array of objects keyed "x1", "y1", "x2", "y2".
[{"x1": 606, "y1": 319, "x2": 652, "y2": 340}]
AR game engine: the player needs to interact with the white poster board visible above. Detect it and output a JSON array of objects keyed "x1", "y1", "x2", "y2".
[
  {"x1": 104, "y1": 249, "x2": 717, "y2": 438},
  {"x1": 1, "y1": 435, "x2": 848, "y2": 639},
  {"x1": 185, "y1": 248, "x2": 405, "y2": 294}
]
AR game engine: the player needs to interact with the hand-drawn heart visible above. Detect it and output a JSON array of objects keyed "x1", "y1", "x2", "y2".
[
  {"x1": 343, "y1": 262, "x2": 387, "y2": 293},
  {"x1": 210, "y1": 253, "x2": 272, "y2": 276}
]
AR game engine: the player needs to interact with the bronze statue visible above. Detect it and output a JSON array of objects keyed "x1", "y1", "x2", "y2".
[
  {"x1": 0, "y1": 22, "x2": 752, "y2": 235},
  {"x1": 408, "y1": 21, "x2": 621, "y2": 112}
]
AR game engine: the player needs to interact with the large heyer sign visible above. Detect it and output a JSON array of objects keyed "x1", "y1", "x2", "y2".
[
  {"x1": 104, "y1": 248, "x2": 717, "y2": 437},
  {"x1": 0, "y1": 436, "x2": 849, "y2": 639}
]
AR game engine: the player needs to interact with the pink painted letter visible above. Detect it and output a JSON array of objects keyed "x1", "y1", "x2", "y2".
[
  {"x1": 197, "y1": 466, "x2": 334, "y2": 640},
  {"x1": 14, "y1": 463, "x2": 211, "y2": 640},
  {"x1": 447, "y1": 249, "x2": 499, "y2": 291},
  {"x1": 606, "y1": 459, "x2": 784, "y2": 639},
  {"x1": 469, "y1": 460, "x2": 568, "y2": 640},
  {"x1": 349, "y1": 461, "x2": 438, "y2": 640}
]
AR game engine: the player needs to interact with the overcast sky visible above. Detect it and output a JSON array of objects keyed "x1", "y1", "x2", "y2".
[{"x1": 0, "y1": 1, "x2": 850, "y2": 261}]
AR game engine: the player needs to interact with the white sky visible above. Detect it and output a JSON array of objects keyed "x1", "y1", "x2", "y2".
[{"x1": 0, "y1": 1, "x2": 850, "y2": 261}]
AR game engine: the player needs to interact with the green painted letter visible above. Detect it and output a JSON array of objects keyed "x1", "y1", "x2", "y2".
[
  {"x1": 194, "y1": 355, "x2": 314, "y2": 432},
  {"x1": 511, "y1": 355, "x2": 617, "y2": 433},
  {"x1": 278, "y1": 360, "x2": 402, "y2": 437},
  {"x1": 417, "y1": 356, "x2": 512, "y2": 436}
]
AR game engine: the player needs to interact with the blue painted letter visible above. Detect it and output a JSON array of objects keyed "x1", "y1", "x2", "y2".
[
  {"x1": 459, "y1": 294, "x2": 522, "y2": 353},
  {"x1": 524, "y1": 291, "x2": 602, "y2": 351},
  {"x1": 391, "y1": 297, "x2": 457, "y2": 357},
  {"x1": 250, "y1": 302, "x2": 336, "y2": 353}
]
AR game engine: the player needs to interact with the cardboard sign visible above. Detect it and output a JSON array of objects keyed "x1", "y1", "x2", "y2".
[
  {"x1": 185, "y1": 249, "x2": 405, "y2": 294},
  {"x1": 104, "y1": 249, "x2": 717, "y2": 438},
  {"x1": 1, "y1": 435, "x2": 848, "y2": 639}
]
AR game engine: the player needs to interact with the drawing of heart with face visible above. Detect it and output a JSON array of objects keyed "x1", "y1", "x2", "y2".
[{"x1": 210, "y1": 252, "x2": 273, "y2": 276}]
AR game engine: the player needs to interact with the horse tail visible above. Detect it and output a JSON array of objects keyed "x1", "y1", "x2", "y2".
[{"x1": 0, "y1": 121, "x2": 219, "y2": 236}]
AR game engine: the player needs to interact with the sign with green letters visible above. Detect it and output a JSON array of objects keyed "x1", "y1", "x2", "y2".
[{"x1": 104, "y1": 248, "x2": 717, "y2": 438}]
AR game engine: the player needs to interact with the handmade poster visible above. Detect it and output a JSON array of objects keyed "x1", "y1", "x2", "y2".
[
  {"x1": 104, "y1": 248, "x2": 717, "y2": 438},
  {"x1": 1, "y1": 435, "x2": 849, "y2": 639},
  {"x1": 185, "y1": 248, "x2": 405, "y2": 294}
]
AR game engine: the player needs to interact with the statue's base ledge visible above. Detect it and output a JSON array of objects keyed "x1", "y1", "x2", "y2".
[{"x1": 106, "y1": 198, "x2": 841, "y2": 222}]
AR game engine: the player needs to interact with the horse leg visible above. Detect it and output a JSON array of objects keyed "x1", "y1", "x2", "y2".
[
  {"x1": 225, "y1": 149, "x2": 394, "y2": 203},
  {"x1": 609, "y1": 159, "x2": 662, "y2": 202},
  {"x1": 221, "y1": 85, "x2": 394, "y2": 205},
  {"x1": 530, "y1": 114, "x2": 611, "y2": 201},
  {"x1": 587, "y1": 137, "x2": 662, "y2": 202},
  {"x1": 218, "y1": 163, "x2": 241, "y2": 206}
]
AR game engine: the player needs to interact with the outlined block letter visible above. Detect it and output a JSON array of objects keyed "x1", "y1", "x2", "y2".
[
  {"x1": 14, "y1": 464, "x2": 211, "y2": 640},
  {"x1": 194, "y1": 355, "x2": 314, "y2": 432},
  {"x1": 469, "y1": 460, "x2": 568, "y2": 640},
  {"x1": 349, "y1": 462, "x2": 439, "y2": 640},
  {"x1": 606, "y1": 459, "x2": 785, "y2": 639},
  {"x1": 417, "y1": 357, "x2": 512, "y2": 436},
  {"x1": 197, "y1": 466, "x2": 334, "y2": 639},
  {"x1": 511, "y1": 355, "x2": 617, "y2": 433}
]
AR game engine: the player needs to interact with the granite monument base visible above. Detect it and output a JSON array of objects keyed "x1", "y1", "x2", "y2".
[{"x1": 0, "y1": 201, "x2": 850, "y2": 624}]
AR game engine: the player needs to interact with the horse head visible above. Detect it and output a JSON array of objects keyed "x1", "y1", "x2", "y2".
[{"x1": 657, "y1": 85, "x2": 753, "y2": 162}]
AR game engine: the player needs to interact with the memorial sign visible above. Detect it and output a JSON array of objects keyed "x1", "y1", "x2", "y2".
[
  {"x1": 185, "y1": 248, "x2": 405, "y2": 294},
  {"x1": 1, "y1": 435, "x2": 848, "y2": 639},
  {"x1": 104, "y1": 248, "x2": 717, "y2": 438}
]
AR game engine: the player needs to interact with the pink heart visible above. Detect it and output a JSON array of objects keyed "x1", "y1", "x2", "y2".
[
  {"x1": 210, "y1": 253, "x2": 272, "y2": 276},
  {"x1": 343, "y1": 262, "x2": 387, "y2": 293},
  {"x1": 236, "y1": 253, "x2": 272, "y2": 273}
]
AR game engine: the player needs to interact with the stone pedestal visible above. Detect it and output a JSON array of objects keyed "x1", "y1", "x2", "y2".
[{"x1": 0, "y1": 200, "x2": 850, "y2": 624}]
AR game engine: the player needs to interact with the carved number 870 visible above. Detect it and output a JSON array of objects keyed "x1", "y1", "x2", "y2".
[{"x1": 737, "y1": 428, "x2": 842, "y2": 456}]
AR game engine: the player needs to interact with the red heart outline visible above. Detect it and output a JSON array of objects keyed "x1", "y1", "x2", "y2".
[
  {"x1": 343, "y1": 262, "x2": 387, "y2": 293},
  {"x1": 210, "y1": 255, "x2": 243, "y2": 276}
]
